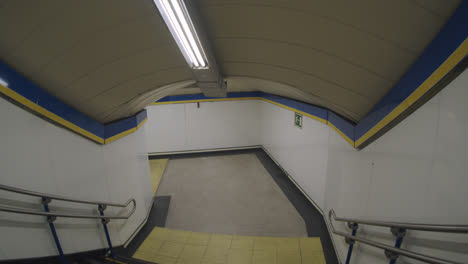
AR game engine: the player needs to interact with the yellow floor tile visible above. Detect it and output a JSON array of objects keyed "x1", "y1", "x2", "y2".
[
  {"x1": 133, "y1": 250, "x2": 156, "y2": 262},
  {"x1": 159, "y1": 241, "x2": 185, "y2": 258},
  {"x1": 133, "y1": 227, "x2": 325, "y2": 264},
  {"x1": 252, "y1": 249, "x2": 276, "y2": 264},
  {"x1": 201, "y1": 261, "x2": 225, "y2": 264},
  {"x1": 151, "y1": 254, "x2": 178, "y2": 264},
  {"x1": 148, "y1": 226, "x2": 170, "y2": 240},
  {"x1": 203, "y1": 246, "x2": 229, "y2": 263},
  {"x1": 208, "y1": 234, "x2": 233, "y2": 249},
  {"x1": 227, "y1": 249, "x2": 253, "y2": 264},
  {"x1": 180, "y1": 244, "x2": 206, "y2": 261},
  {"x1": 277, "y1": 248, "x2": 301, "y2": 264},
  {"x1": 138, "y1": 239, "x2": 164, "y2": 253},
  {"x1": 301, "y1": 251, "x2": 326, "y2": 264},
  {"x1": 299, "y1": 237, "x2": 323, "y2": 252},
  {"x1": 277, "y1": 237, "x2": 300, "y2": 250},
  {"x1": 187, "y1": 232, "x2": 212, "y2": 245},
  {"x1": 167, "y1": 229, "x2": 192, "y2": 243},
  {"x1": 149, "y1": 159, "x2": 168, "y2": 194},
  {"x1": 177, "y1": 258, "x2": 202, "y2": 264},
  {"x1": 254, "y1": 237, "x2": 277, "y2": 250},
  {"x1": 231, "y1": 236, "x2": 255, "y2": 250}
]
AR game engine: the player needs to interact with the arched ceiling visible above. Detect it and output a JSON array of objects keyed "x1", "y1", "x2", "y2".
[{"x1": 0, "y1": 0, "x2": 460, "y2": 123}]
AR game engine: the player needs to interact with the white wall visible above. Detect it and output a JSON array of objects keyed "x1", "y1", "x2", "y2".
[
  {"x1": 260, "y1": 100, "x2": 329, "y2": 210},
  {"x1": 146, "y1": 99, "x2": 328, "y2": 211},
  {"x1": 325, "y1": 69, "x2": 468, "y2": 263},
  {"x1": 145, "y1": 69, "x2": 468, "y2": 263},
  {"x1": 146, "y1": 100, "x2": 261, "y2": 152},
  {"x1": 0, "y1": 98, "x2": 153, "y2": 260}
]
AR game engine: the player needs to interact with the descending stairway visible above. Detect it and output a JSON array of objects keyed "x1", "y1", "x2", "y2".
[{"x1": 130, "y1": 227, "x2": 325, "y2": 264}]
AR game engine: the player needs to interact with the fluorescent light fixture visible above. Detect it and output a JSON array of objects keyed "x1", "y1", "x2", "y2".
[
  {"x1": 0, "y1": 78, "x2": 8, "y2": 87},
  {"x1": 154, "y1": 0, "x2": 208, "y2": 69}
]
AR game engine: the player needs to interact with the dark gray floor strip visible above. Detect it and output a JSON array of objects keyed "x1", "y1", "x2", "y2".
[
  {"x1": 116, "y1": 196, "x2": 170, "y2": 258},
  {"x1": 254, "y1": 149, "x2": 339, "y2": 264}
]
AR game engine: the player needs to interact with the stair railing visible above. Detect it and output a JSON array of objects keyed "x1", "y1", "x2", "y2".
[
  {"x1": 328, "y1": 210, "x2": 468, "y2": 264},
  {"x1": 0, "y1": 184, "x2": 136, "y2": 264}
]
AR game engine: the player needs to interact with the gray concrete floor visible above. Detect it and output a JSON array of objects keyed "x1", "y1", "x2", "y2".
[{"x1": 156, "y1": 153, "x2": 307, "y2": 237}]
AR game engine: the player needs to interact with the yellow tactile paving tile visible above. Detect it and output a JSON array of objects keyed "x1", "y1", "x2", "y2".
[
  {"x1": 277, "y1": 237, "x2": 300, "y2": 250},
  {"x1": 149, "y1": 158, "x2": 168, "y2": 194},
  {"x1": 159, "y1": 241, "x2": 185, "y2": 258},
  {"x1": 138, "y1": 239, "x2": 164, "y2": 253},
  {"x1": 277, "y1": 248, "x2": 301, "y2": 264},
  {"x1": 227, "y1": 249, "x2": 253, "y2": 264},
  {"x1": 300, "y1": 237, "x2": 323, "y2": 251},
  {"x1": 132, "y1": 227, "x2": 326, "y2": 264},
  {"x1": 230, "y1": 236, "x2": 254, "y2": 250},
  {"x1": 254, "y1": 237, "x2": 277, "y2": 250},
  {"x1": 252, "y1": 248, "x2": 276, "y2": 264},
  {"x1": 302, "y1": 251, "x2": 326, "y2": 264},
  {"x1": 209, "y1": 234, "x2": 233, "y2": 249},
  {"x1": 179, "y1": 244, "x2": 206, "y2": 261},
  {"x1": 187, "y1": 232, "x2": 211, "y2": 245},
  {"x1": 166, "y1": 229, "x2": 192, "y2": 243},
  {"x1": 151, "y1": 254, "x2": 178, "y2": 264},
  {"x1": 203, "y1": 245, "x2": 229, "y2": 263},
  {"x1": 149, "y1": 226, "x2": 170, "y2": 240},
  {"x1": 177, "y1": 259, "x2": 203, "y2": 264}
]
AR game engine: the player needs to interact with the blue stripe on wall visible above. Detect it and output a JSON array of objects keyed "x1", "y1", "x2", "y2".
[
  {"x1": 0, "y1": 61, "x2": 147, "y2": 144},
  {"x1": 262, "y1": 93, "x2": 329, "y2": 122},
  {"x1": 154, "y1": 92, "x2": 354, "y2": 141},
  {"x1": 1, "y1": 1, "x2": 466, "y2": 146},
  {"x1": 0, "y1": 62, "x2": 105, "y2": 138}
]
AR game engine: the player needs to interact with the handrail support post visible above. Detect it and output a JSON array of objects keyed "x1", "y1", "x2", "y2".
[
  {"x1": 42, "y1": 197, "x2": 66, "y2": 264},
  {"x1": 98, "y1": 204, "x2": 115, "y2": 258},
  {"x1": 389, "y1": 227, "x2": 406, "y2": 264},
  {"x1": 345, "y1": 222, "x2": 359, "y2": 264}
]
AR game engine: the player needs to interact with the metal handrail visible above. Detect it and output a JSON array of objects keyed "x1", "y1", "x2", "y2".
[
  {"x1": 0, "y1": 184, "x2": 136, "y2": 219},
  {"x1": 328, "y1": 210, "x2": 464, "y2": 264},
  {"x1": 330, "y1": 209, "x2": 468, "y2": 233}
]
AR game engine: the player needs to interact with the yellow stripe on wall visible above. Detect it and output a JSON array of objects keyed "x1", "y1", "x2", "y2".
[
  {"x1": 260, "y1": 98, "x2": 328, "y2": 125},
  {"x1": 0, "y1": 82, "x2": 151, "y2": 145},
  {"x1": 104, "y1": 118, "x2": 148, "y2": 144},
  {"x1": 328, "y1": 122, "x2": 354, "y2": 147},
  {"x1": 151, "y1": 97, "x2": 354, "y2": 145},
  {"x1": 355, "y1": 38, "x2": 468, "y2": 148}
]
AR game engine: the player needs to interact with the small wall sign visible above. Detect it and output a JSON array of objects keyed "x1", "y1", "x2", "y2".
[{"x1": 294, "y1": 112, "x2": 303, "y2": 128}]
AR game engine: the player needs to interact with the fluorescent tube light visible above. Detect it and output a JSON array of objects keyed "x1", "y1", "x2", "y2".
[
  {"x1": 0, "y1": 78, "x2": 8, "y2": 87},
  {"x1": 154, "y1": 0, "x2": 208, "y2": 69}
]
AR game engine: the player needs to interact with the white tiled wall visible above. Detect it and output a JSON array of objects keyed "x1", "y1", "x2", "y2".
[
  {"x1": 146, "y1": 99, "x2": 330, "y2": 210},
  {"x1": 0, "y1": 98, "x2": 153, "y2": 260},
  {"x1": 145, "y1": 100, "x2": 261, "y2": 152},
  {"x1": 325, "y1": 69, "x2": 468, "y2": 263},
  {"x1": 145, "y1": 69, "x2": 468, "y2": 263},
  {"x1": 260, "y1": 100, "x2": 329, "y2": 210}
]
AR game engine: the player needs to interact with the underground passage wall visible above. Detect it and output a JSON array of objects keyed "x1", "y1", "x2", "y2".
[
  {"x1": 0, "y1": 97, "x2": 154, "y2": 260},
  {"x1": 145, "y1": 69, "x2": 468, "y2": 263}
]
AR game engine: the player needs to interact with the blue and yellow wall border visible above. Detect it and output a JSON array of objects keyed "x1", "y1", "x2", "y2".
[
  {"x1": 0, "y1": 61, "x2": 147, "y2": 145},
  {"x1": 152, "y1": 92, "x2": 355, "y2": 147},
  {"x1": 354, "y1": 1, "x2": 468, "y2": 148},
  {"x1": 0, "y1": 2, "x2": 466, "y2": 148}
]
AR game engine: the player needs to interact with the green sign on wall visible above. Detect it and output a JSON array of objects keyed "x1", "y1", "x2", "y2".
[{"x1": 294, "y1": 112, "x2": 303, "y2": 128}]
